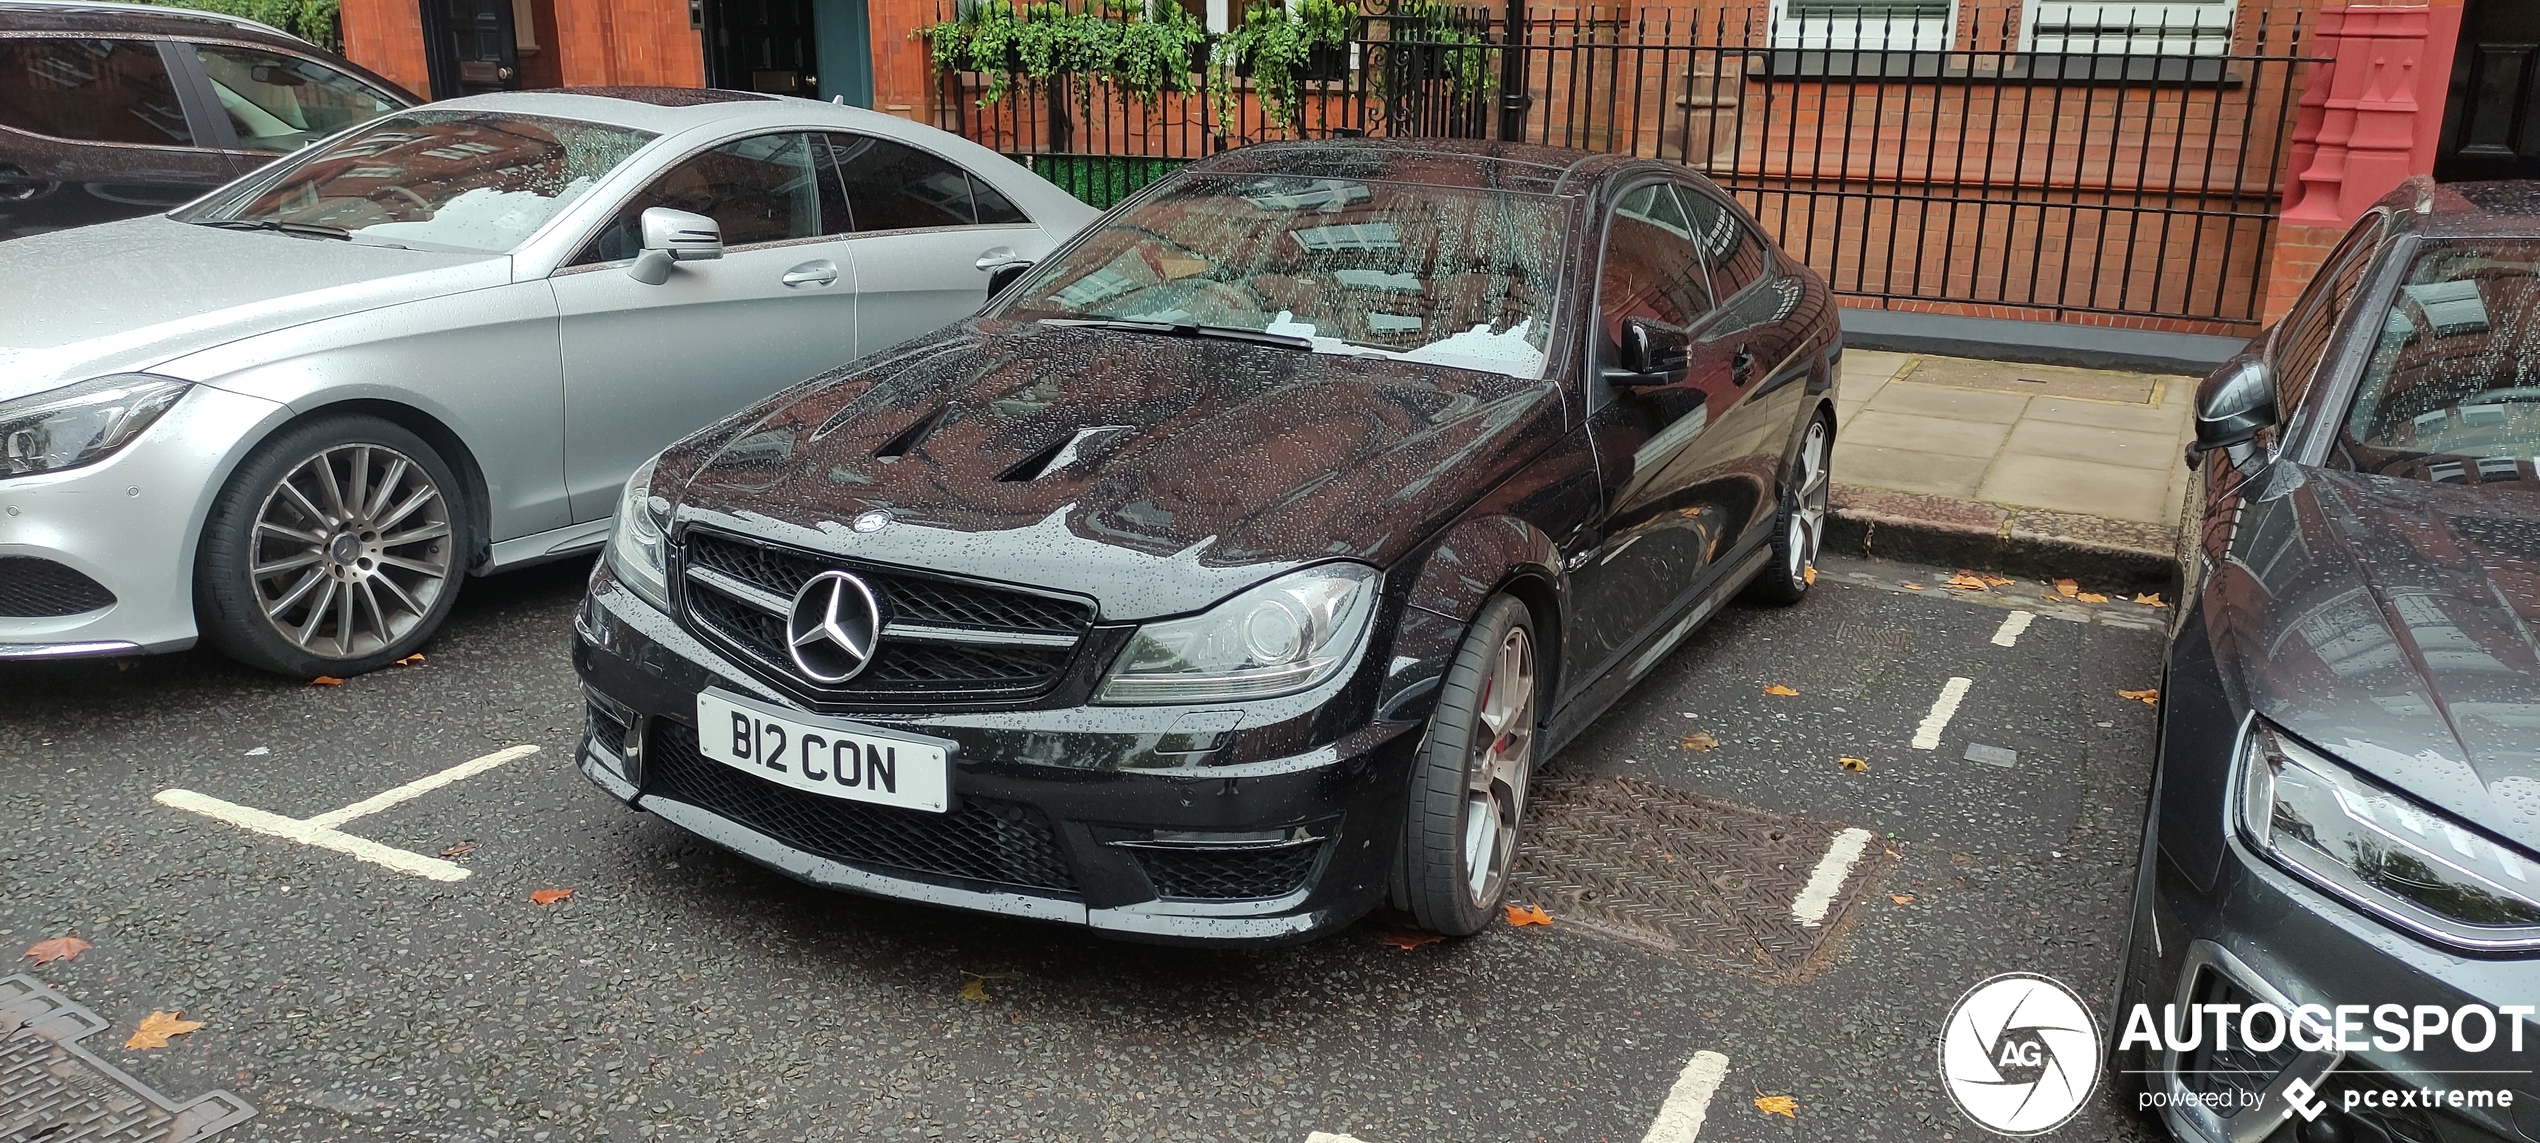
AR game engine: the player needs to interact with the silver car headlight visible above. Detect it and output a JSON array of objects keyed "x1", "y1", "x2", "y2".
[
  {"x1": 605, "y1": 457, "x2": 673, "y2": 613},
  {"x1": 0, "y1": 374, "x2": 191, "y2": 479},
  {"x1": 2239, "y1": 718, "x2": 2540, "y2": 949},
  {"x1": 1097, "y1": 563, "x2": 1380, "y2": 704}
]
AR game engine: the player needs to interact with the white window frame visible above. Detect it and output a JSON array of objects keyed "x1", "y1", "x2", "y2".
[
  {"x1": 1769, "y1": 0, "x2": 1959, "y2": 52},
  {"x1": 2019, "y1": 1, "x2": 2237, "y2": 57}
]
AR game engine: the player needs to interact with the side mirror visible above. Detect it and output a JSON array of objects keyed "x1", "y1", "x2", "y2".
[
  {"x1": 985, "y1": 261, "x2": 1033, "y2": 299},
  {"x1": 627, "y1": 207, "x2": 722, "y2": 285},
  {"x1": 2193, "y1": 358, "x2": 2277, "y2": 454},
  {"x1": 1606, "y1": 317, "x2": 1690, "y2": 387}
]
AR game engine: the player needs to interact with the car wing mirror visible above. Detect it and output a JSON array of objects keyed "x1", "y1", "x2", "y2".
[
  {"x1": 985, "y1": 260, "x2": 1033, "y2": 300},
  {"x1": 2191, "y1": 358, "x2": 2277, "y2": 470},
  {"x1": 1605, "y1": 317, "x2": 1690, "y2": 389},
  {"x1": 627, "y1": 207, "x2": 723, "y2": 285}
]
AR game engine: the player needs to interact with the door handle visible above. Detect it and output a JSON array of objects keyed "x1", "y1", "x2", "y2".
[
  {"x1": 781, "y1": 259, "x2": 839, "y2": 288},
  {"x1": 973, "y1": 246, "x2": 1019, "y2": 271},
  {"x1": 1731, "y1": 347, "x2": 1755, "y2": 386}
]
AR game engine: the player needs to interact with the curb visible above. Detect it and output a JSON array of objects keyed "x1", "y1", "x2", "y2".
[{"x1": 1824, "y1": 484, "x2": 2182, "y2": 597}]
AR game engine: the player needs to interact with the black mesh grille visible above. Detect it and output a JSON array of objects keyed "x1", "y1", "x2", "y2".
[
  {"x1": 585, "y1": 702, "x2": 630, "y2": 755},
  {"x1": 1135, "y1": 843, "x2": 1322, "y2": 901},
  {"x1": 2319, "y1": 1064, "x2": 2502, "y2": 1143},
  {"x1": 2176, "y1": 971, "x2": 2300, "y2": 1106},
  {"x1": 678, "y1": 528, "x2": 1092, "y2": 699},
  {"x1": 645, "y1": 721, "x2": 1077, "y2": 895},
  {"x1": 0, "y1": 557, "x2": 114, "y2": 618}
]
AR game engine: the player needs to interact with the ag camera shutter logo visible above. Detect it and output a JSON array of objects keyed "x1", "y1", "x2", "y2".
[{"x1": 1938, "y1": 973, "x2": 2102, "y2": 1135}]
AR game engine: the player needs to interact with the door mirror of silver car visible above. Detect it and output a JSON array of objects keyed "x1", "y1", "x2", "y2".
[
  {"x1": 626, "y1": 208, "x2": 723, "y2": 285},
  {"x1": 2193, "y1": 358, "x2": 2277, "y2": 461},
  {"x1": 985, "y1": 261, "x2": 1034, "y2": 300},
  {"x1": 1605, "y1": 317, "x2": 1690, "y2": 389}
]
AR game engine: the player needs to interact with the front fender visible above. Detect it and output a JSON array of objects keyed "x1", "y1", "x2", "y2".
[{"x1": 1373, "y1": 514, "x2": 1565, "y2": 725}]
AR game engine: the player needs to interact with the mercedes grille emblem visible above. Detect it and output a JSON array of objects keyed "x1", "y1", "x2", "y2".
[
  {"x1": 851, "y1": 509, "x2": 892, "y2": 534},
  {"x1": 785, "y1": 570, "x2": 882, "y2": 684}
]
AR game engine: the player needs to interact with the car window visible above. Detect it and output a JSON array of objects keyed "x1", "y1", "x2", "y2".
[
  {"x1": 0, "y1": 39, "x2": 192, "y2": 145},
  {"x1": 826, "y1": 133, "x2": 977, "y2": 231},
  {"x1": 1599, "y1": 182, "x2": 1714, "y2": 350},
  {"x1": 971, "y1": 174, "x2": 1028, "y2": 225},
  {"x1": 576, "y1": 132, "x2": 834, "y2": 264},
  {"x1": 2272, "y1": 214, "x2": 2385, "y2": 424},
  {"x1": 1680, "y1": 185, "x2": 1769, "y2": 299},
  {"x1": 2332, "y1": 238, "x2": 2540, "y2": 491},
  {"x1": 192, "y1": 44, "x2": 401, "y2": 153}
]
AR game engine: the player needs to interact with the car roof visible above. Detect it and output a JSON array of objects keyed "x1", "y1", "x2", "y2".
[
  {"x1": 2379, "y1": 177, "x2": 2540, "y2": 240},
  {"x1": 1183, "y1": 138, "x2": 1641, "y2": 197},
  {"x1": 421, "y1": 88, "x2": 943, "y2": 137},
  {"x1": 0, "y1": 0, "x2": 306, "y2": 44}
]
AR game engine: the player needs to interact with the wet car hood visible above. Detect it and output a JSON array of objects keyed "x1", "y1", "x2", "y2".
[
  {"x1": 664, "y1": 319, "x2": 1568, "y2": 621},
  {"x1": 0, "y1": 215, "x2": 504, "y2": 401},
  {"x1": 2216, "y1": 466, "x2": 2540, "y2": 850}
]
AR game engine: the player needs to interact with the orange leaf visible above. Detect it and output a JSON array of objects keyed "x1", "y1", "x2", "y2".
[
  {"x1": 126, "y1": 1010, "x2": 204, "y2": 1050},
  {"x1": 2134, "y1": 592, "x2": 2165, "y2": 606},
  {"x1": 309, "y1": 676, "x2": 344, "y2": 687},
  {"x1": 1983, "y1": 574, "x2": 2013, "y2": 587},
  {"x1": 528, "y1": 888, "x2": 575, "y2": 906},
  {"x1": 1801, "y1": 565, "x2": 1817, "y2": 586},
  {"x1": 2054, "y1": 578, "x2": 2080, "y2": 597},
  {"x1": 1899, "y1": 582, "x2": 1925, "y2": 590},
  {"x1": 1679, "y1": 732, "x2": 1719, "y2": 752},
  {"x1": 1946, "y1": 573, "x2": 1991, "y2": 591},
  {"x1": 23, "y1": 936, "x2": 90, "y2": 964},
  {"x1": 1891, "y1": 894, "x2": 1915, "y2": 905},
  {"x1": 1755, "y1": 1094, "x2": 1798, "y2": 1118},
  {"x1": 1377, "y1": 930, "x2": 1444, "y2": 950},
  {"x1": 395, "y1": 653, "x2": 426, "y2": 666},
  {"x1": 1504, "y1": 904, "x2": 1553, "y2": 927},
  {"x1": 2077, "y1": 592, "x2": 2109, "y2": 604},
  {"x1": 1763, "y1": 684, "x2": 1799, "y2": 697},
  {"x1": 1838, "y1": 756, "x2": 1869, "y2": 772},
  {"x1": 2119, "y1": 688, "x2": 2160, "y2": 705}
]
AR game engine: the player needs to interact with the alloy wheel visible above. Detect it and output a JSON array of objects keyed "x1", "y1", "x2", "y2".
[
  {"x1": 1461, "y1": 624, "x2": 1536, "y2": 906},
  {"x1": 247, "y1": 443, "x2": 453, "y2": 661},
  {"x1": 1787, "y1": 419, "x2": 1830, "y2": 579}
]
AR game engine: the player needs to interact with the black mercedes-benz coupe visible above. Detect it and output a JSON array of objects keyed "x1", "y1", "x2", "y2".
[
  {"x1": 2119, "y1": 177, "x2": 2540, "y2": 1143},
  {"x1": 570, "y1": 139, "x2": 1841, "y2": 944}
]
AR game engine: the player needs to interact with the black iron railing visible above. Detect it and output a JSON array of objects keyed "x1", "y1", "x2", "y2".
[{"x1": 934, "y1": 2, "x2": 2318, "y2": 329}]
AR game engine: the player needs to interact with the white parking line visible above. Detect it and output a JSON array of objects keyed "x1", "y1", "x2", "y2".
[
  {"x1": 154, "y1": 745, "x2": 536, "y2": 883},
  {"x1": 1305, "y1": 1135, "x2": 1371, "y2": 1143},
  {"x1": 1790, "y1": 828, "x2": 1876, "y2": 928},
  {"x1": 1640, "y1": 1050, "x2": 1732, "y2": 1143},
  {"x1": 1989, "y1": 610, "x2": 2037, "y2": 647},
  {"x1": 1911, "y1": 676, "x2": 1974, "y2": 750}
]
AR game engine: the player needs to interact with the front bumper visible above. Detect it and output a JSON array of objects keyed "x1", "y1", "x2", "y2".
[
  {"x1": 0, "y1": 384, "x2": 284, "y2": 657},
  {"x1": 571, "y1": 571, "x2": 1424, "y2": 946}
]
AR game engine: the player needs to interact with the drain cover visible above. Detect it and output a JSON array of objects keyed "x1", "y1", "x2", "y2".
[
  {"x1": 1510, "y1": 776, "x2": 1895, "y2": 984},
  {"x1": 0, "y1": 974, "x2": 253, "y2": 1142}
]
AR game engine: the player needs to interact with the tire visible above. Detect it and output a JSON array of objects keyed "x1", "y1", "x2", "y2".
[
  {"x1": 1390, "y1": 594, "x2": 1540, "y2": 936},
  {"x1": 196, "y1": 414, "x2": 469, "y2": 677},
  {"x1": 1747, "y1": 412, "x2": 1831, "y2": 606}
]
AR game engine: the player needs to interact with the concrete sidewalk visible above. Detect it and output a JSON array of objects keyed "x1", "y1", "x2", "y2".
[{"x1": 1825, "y1": 350, "x2": 2203, "y2": 590}]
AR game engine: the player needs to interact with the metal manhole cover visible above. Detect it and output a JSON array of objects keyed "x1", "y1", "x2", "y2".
[
  {"x1": 0, "y1": 974, "x2": 254, "y2": 1142},
  {"x1": 1510, "y1": 776, "x2": 1896, "y2": 984}
]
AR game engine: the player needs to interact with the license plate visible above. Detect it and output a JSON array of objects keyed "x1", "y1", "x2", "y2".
[{"x1": 695, "y1": 690, "x2": 951, "y2": 813}]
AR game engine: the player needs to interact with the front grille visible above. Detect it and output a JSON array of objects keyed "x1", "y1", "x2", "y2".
[
  {"x1": 1134, "y1": 843, "x2": 1324, "y2": 901},
  {"x1": 2175, "y1": 970, "x2": 2300, "y2": 1107},
  {"x1": 584, "y1": 701, "x2": 630, "y2": 756},
  {"x1": 678, "y1": 527, "x2": 1092, "y2": 700},
  {"x1": 645, "y1": 721, "x2": 1078, "y2": 895},
  {"x1": 2318, "y1": 1063, "x2": 2508, "y2": 1143},
  {"x1": 0, "y1": 557, "x2": 114, "y2": 617}
]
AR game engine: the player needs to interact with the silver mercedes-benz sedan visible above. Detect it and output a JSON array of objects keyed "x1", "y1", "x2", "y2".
[{"x1": 0, "y1": 87, "x2": 1096, "y2": 676}]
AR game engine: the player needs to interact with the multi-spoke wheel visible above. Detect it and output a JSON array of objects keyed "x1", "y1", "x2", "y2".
[
  {"x1": 1750, "y1": 413, "x2": 1832, "y2": 605},
  {"x1": 198, "y1": 415, "x2": 469, "y2": 677},
  {"x1": 1393, "y1": 594, "x2": 1539, "y2": 935}
]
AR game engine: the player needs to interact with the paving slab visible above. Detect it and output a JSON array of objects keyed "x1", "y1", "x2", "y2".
[
  {"x1": 1839, "y1": 409, "x2": 2015, "y2": 459},
  {"x1": 2001, "y1": 419, "x2": 2183, "y2": 472},
  {"x1": 1976, "y1": 453, "x2": 2176, "y2": 523}
]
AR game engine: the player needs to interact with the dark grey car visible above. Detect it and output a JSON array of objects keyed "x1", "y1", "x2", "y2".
[{"x1": 2118, "y1": 177, "x2": 2540, "y2": 1143}]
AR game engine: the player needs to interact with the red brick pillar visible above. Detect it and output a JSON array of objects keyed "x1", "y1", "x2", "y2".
[
  {"x1": 550, "y1": 0, "x2": 707, "y2": 88},
  {"x1": 338, "y1": 0, "x2": 433, "y2": 98}
]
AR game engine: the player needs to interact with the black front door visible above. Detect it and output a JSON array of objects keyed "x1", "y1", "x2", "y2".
[
  {"x1": 420, "y1": 0, "x2": 520, "y2": 99},
  {"x1": 708, "y1": 0, "x2": 818, "y2": 96},
  {"x1": 2437, "y1": 0, "x2": 2540, "y2": 181}
]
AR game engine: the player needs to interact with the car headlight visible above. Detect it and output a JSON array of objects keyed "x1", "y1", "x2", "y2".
[
  {"x1": 2239, "y1": 719, "x2": 2540, "y2": 949},
  {"x1": 0, "y1": 374, "x2": 191, "y2": 479},
  {"x1": 605, "y1": 457, "x2": 673, "y2": 613},
  {"x1": 1097, "y1": 563, "x2": 1380, "y2": 704}
]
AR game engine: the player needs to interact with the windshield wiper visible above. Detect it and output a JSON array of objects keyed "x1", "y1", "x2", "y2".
[
  {"x1": 190, "y1": 218, "x2": 352, "y2": 241},
  {"x1": 1041, "y1": 317, "x2": 1313, "y2": 351}
]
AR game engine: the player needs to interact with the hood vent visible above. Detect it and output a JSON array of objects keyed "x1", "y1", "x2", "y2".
[
  {"x1": 998, "y1": 425, "x2": 1132, "y2": 482},
  {"x1": 874, "y1": 408, "x2": 944, "y2": 462}
]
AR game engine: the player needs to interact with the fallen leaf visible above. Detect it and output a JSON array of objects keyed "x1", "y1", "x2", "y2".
[
  {"x1": 126, "y1": 1011, "x2": 204, "y2": 1050},
  {"x1": 1802, "y1": 565, "x2": 1817, "y2": 585},
  {"x1": 2042, "y1": 592, "x2": 2067, "y2": 603},
  {"x1": 957, "y1": 976, "x2": 990, "y2": 1002},
  {"x1": 2054, "y1": 578, "x2": 2080, "y2": 597},
  {"x1": 1899, "y1": 582, "x2": 1925, "y2": 590},
  {"x1": 309, "y1": 676, "x2": 343, "y2": 687},
  {"x1": 1504, "y1": 904, "x2": 1553, "y2": 927},
  {"x1": 1763, "y1": 684, "x2": 1799, "y2": 697},
  {"x1": 1891, "y1": 894, "x2": 1916, "y2": 905},
  {"x1": 528, "y1": 888, "x2": 574, "y2": 906},
  {"x1": 2134, "y1": 592, "x2": 2165, "y2": 606},
  {"x1": 1946, "y1": 573, "x2": 1992, "y2": 591},
  {"x1": 2077, "y1": 592, "x2": 2109, "y2": 604},
  {"x1": 23, "y1": 936, "x2": 90, "y2": 964},
  {"x1": 1755, "y1": 1094, "x2": 1798, "y2": 1118},
  {"x1": 2119, "y1": 688, "x2": 2160, "y2": 705},
  {"x1": 395, "y1": 653, "x2": 426, "y2": 667},
  {"x1": 1983, "y1": 574, "x2": 2014, "y2": 587},
  {"x1": 1679, "y1": 732, "x2": 1719, "y2": 752},
  {"x1": 1839, "y1": 756, "x2": 1869, "y2": 772},
  {"x1": 1377, "y1": 930, "x2": 1444, "y2": 950},
  {"x1": 439, "y1": 842, "x2": 477, "y2": 858}
]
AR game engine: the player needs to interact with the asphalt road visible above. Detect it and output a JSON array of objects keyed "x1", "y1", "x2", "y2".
[{"x1": 2, "y1": 553, "x2": 2172, "y2": 1143}]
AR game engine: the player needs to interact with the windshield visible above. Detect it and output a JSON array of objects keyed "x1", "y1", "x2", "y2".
[
  {"x1": 2336, "y1": 239, "x2": 2540, "y2": 492},
  {"x1": 997, "y1": 174, "x2": 1571, "y2": 378},
  {"x1": 179, "y1": 111, "x2": 656, "y2": 253}
]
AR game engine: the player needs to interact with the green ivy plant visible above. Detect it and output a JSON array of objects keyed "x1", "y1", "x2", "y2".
[
  {"x1": 927, "y1": 0, "x2": 1201, "y2": 107},
  {"x1": 129, "y1": 0, "x2": 343, "y2": 52},
  {"x1": 1382, "y1": 0, "x2": 1493, "y2": 101},
  {"x1": 1213, "y1": 0, "x2": 1353, "y2": 134}
]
